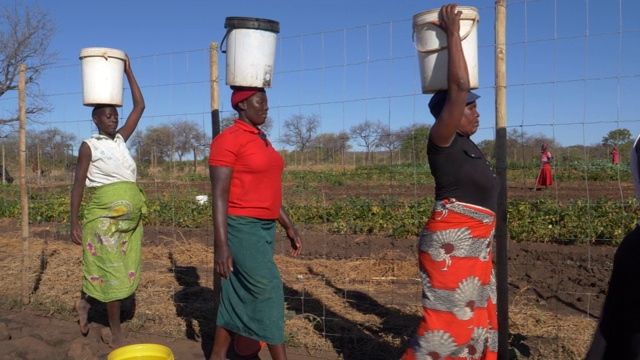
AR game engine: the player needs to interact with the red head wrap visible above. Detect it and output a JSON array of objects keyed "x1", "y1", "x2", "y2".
[{"x1": 231, "y1": 86, "x2": 265, "y2": 108}]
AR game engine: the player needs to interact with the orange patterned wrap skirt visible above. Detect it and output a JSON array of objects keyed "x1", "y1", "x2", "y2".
[{"x1": 402, "y1": 199, "x2": 498, "y2": 360}]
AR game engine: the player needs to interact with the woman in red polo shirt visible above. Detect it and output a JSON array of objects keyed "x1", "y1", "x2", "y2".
[{"x1": 208, "y1": 86, "x2": 302, "y2": 360}]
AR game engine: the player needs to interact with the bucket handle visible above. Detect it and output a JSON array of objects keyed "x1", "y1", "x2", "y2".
[
  {"x1": 220, "y1": 29, "x2": 231, "y2": 54},
  {"x1": 412, "y1": 12, "x2": 479, "y2": 54}
]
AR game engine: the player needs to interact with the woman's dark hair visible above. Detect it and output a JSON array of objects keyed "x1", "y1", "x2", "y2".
[{"x1": 92, "y1": 104, "x2": 115, "y2": 118}]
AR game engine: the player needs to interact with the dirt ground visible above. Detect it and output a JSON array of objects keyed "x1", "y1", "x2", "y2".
[
  {"x1": 0, "y1": 179, "x2": 632, "y2": 359},
  {"x1": 0, "y1": 306, "x2": 338, "y2": 360},
  {"x1": 0, "y1": 225, "x2": 618, "y2": 359}
]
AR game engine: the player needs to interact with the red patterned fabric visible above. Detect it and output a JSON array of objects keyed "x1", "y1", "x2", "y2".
[{"x1": 402, "y1": 199, "x2": 498, "y2": 360}]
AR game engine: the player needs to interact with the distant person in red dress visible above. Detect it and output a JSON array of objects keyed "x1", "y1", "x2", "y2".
[
  {"x1": 535, "y1": 144, "x2": 553, "y2": 190},
  {"x1": 611, "y1": 146, "x2": 619, "y2": 165}
]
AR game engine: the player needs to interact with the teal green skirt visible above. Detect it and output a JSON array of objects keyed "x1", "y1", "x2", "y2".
[{"x1": 216, "y1": 215, "x2": 285, "y2": 344}]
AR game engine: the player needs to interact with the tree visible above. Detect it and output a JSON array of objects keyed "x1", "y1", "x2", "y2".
[
  {"x1": 349, "y1": 120, "x2": 385, "y2": 164},
  {"x1": 309, "y1": 132, "x2": 351, "y2": 163},
  {"x1": 476, "y1": 139, "x2": 495, "y2": 161},
  {"x1": 279, "y1": 114, "x2": 320, "y2": 154},
  {"x1": 0, "y1": 136, "x2": 19, "y2": 163},
  {"x1": 505, "y1": 129, "x2": 559, "y2": 164},
  {"x1": 27, "y1": 128, "x2": 76, "y2": 166},
  {"x1": 0, "y1": 2, "x2": 57, "y2": 137},
  {"x1": 507, "y1": 128, "x2": 525, "y2": 162},
  {"x1": 398, "y1": 124, "x2": 431, "y2": 164},
  {"x1": 526, "y1": 134, "x2": 558, "y2": 164},
  {"x1": 377, "y1": 129, "x2": 403, "y2": 164},
  {"x1": 600, "y1": 128, "x2": 634, "y2": 164},
  {"x1": 171, "y1": 120, "x2": 208, "y2": 162},
  {"x1": 130, "y1": 125, "x2": 175, "y2": 164},
  {"x1": 602, "y1": 128, "x2": 632, "y2": 148}
]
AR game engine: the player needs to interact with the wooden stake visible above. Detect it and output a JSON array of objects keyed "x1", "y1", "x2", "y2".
[
  {"x1": 210, "y1": 42, "x2": 221, "y2": 322},
  {"x1": 210, "y1": 42, "x2": 220, "y2": 138},
  {"x1": 1, "y1": 145, "x2": 5, "y2": 185},
  {"x1": 193, "y1": 146, "x2": 197, "y2": 173},
  {"x1": 494, "y1": 1, "x2": 509, "y2": 358},
  {"x1": 36, "y1": 144, "x2": 41, "y2": 186},
  {"x1": 19, "y1": 64, "x2": 30, "y2": 305}
]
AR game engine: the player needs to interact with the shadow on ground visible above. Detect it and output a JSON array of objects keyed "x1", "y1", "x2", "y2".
[
  {"x1": 283, "y1": 266, "x2": 421, "y2": 360},
  {"x1": 169, "y1": 252, "x2": 216, "y2": 358}
]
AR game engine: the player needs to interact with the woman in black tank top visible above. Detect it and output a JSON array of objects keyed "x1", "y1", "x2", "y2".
[{"x1": 402, "y1": 4, "x2": 499, "y2": 360}]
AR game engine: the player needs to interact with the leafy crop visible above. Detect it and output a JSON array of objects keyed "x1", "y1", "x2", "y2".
[{"x1": 0, "y1": 162, "x2": 637, "y2": 245}]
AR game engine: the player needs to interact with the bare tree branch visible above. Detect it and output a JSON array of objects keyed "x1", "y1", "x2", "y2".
[
  {"x1": 0, "y1": 2, "x2": 57, "y2": 136},
  {"x1": 171, "y1": 120, "x2": 208, "y2": 162},
  {"x1": 279, "y1": 113, "x2": 320, "y2": 154},
  {"x1": 349, "y1": 120, "x2": 385, "y2": 164}
]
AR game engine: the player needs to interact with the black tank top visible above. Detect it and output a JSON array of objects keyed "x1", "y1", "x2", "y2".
[{"x1": 427, "y1": 133, "x2": 498, "y2": 213}]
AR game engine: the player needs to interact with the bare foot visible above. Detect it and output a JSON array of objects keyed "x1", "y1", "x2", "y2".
[
  {"x1": 75, "y1": 299, "x2": 90, "y2": 336},
  {"x1": 100, "y1": 327, "x2": 112, "y2": 345},
  {"x1": 110, "y1": 333, "x2": 130, "y2": 349}
]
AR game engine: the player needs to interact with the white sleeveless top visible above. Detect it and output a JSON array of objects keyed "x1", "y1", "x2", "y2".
[{"x1": 84, "y1": 134, "x2": 137, "y2": 187}]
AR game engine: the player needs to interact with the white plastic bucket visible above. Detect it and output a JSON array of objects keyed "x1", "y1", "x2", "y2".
[
  {"x1": 412, "y1": 7, "x2": 479, "y2": 94},
  {"x1": 222, "y1": 17, "x2": 279, "y2": 88},
  {"x1": 79, "y1": 47, "x2": 127, "y2": 106}
]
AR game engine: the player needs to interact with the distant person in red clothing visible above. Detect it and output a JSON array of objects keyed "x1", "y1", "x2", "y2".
[
  {"x1": 611, "y1": 146, "x2": 619, "y2": 165},
  {"x1": 208, "y1": 86, "x2": 302, "y2": 360},
  {"x1": 535, "y1": 144, "x2": 553, "y2": 190}
]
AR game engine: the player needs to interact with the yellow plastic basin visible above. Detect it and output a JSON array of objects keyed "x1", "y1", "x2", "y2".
[{"x1": 108, "y1": 343, "x2": 174, "y2": 360}]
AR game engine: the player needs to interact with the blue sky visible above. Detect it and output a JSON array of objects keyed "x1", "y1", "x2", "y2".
[{"x1": 2, "y1": 0, "x2": 640, "y2": 152}]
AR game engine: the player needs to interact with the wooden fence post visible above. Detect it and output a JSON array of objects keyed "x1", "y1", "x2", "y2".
[
  {"x1": 494, "y1": 1, "x2": 509, "y2": 358},
  {"x1": 19, "y1": 64, "x2": 30, "y2": 304},
  {"x1": 210, "y1": 42, "x2": 221, "y2": 325}
]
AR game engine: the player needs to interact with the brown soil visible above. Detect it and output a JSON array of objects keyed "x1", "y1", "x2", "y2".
[
  {"x1": 0, "y1": 225, "x2": 617, "y2": 360},
  {"x1": 0, "y1": 179, "x2": 631, "y2": 359}
]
